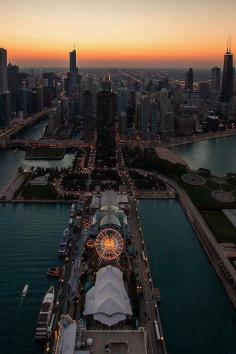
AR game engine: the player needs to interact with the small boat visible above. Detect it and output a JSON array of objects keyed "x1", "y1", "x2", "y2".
[
  {"x1": 58, "y1": 228, "x2": 71, "y2": 257},
  {"x1": 47, "y1": 267, "x2": 62, "y2": 278},
  {"x1": 155, "y1": 288, "x2": 161, "y2": 303},
  {"x1": 35, "y1": 286, "x2": 55, "y2": 339},
  {"x1": 22, "y1": 284, "x2": 29, "y2": 297}
]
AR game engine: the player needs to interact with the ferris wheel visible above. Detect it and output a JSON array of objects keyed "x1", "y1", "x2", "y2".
[{"x1": 95, "y1": 228, "x2": 124, "y2": 261}]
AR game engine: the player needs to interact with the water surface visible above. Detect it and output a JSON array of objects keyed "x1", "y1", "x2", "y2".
[
  {"x1": 173, "y1": 136, "x2": 236, "y2": 175},
  {"x1": 0, "y1": 121, "x2": 74, "y2": 190},
  {"x1": 0, "y1": 203, "x2": 70, "y2": 354},
  {"x1": 138, "y1": 199, "x2": 236, "y2": 354}
]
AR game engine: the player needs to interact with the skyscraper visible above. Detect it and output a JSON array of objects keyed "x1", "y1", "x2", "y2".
[
  {"x1": 118, "y1": 87, "x2": 128, "y2": 115},
  {"x1": 185, "y1": 68, "x2": 194, "y2": 91},
  {"x1": 101, "y1": 74, "x2": 112, "y2": 92},
  {"x1": 69, "y1": 48, "x2": 78, "y2": 89},
  {"x1": 221, "y1": 41, "x2": 234, "y2": 103},
  {"x1": 7, "y1": 63, "x2": 19, "y2": 113},
  {"x1": 96, "y1": 90, "x2": 117, "y2": 167},
  {"x1": 211, "y1": 67, "x2": 221, "y2": 91},
  {"x1": 0, "y1": 91, "x2": 10, "y2": 128},
  {"x1": 0, "y1": 48, "x2": 8, "y2": 92}
]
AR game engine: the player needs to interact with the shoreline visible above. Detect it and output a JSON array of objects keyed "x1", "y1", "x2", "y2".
[{"x1": 166, "y1": 128, "x2": 236, "y2": 148}]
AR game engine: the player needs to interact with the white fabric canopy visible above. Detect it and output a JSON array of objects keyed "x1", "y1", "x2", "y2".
[{"x1": 84, "y1": 266, "x2": 132, "y2": 326}]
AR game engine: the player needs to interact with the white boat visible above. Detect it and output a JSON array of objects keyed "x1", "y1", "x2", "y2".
[
  {"x1": 22, "y1": 284, "x2": 29, "y2": 297},
  {"x1": 58, "y1": 228, "x2": 71, "y2": 257},
  {"x1": 35, "y1": 286, "x2": 55, "y2": 339}
]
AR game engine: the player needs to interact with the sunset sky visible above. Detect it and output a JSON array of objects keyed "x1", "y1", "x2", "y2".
[{"x1": 1, "y1": 0, "x2": 236, "y2": 68}]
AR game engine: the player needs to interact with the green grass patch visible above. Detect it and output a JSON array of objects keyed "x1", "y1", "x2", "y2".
[
  {"x1": 22, "y1": 184, "x2": 58, "y2": 199},
  {"x1": 176, "y1": 174, "x2": 236, "y2": 209},
  {"x1": 205, "y1": 180, "x2": 219, "y2": 190},
  {"x1": 25, "y1": 147, "x2": 66, "y2": 159},
  {"x1": 201, "y1": 210, "x2": 236, "y2": 243},
  {"x1": 221, "y1": 184, "x2": 235, "y2": 192}
]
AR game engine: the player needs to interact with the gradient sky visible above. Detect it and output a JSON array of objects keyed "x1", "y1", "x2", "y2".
[{"x1": 1, "y1": 0, "x2": 236, "y2": 67}]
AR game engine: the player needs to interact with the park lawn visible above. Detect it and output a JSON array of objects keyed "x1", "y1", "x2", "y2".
[
  {"x1": 205, "y1": 180, "x2": 219, "y2": 190},
  {"x1": 201, "y1": 210, "x2": 236, "y2": 243},
  {"x1": 176, "y1": 178, "x2": 220, "y2": 209},
  {"x1": 221, "y1": 183, "x2": 236, "y2": 192},
  {"x1": 25, "y1": 147, "x2": 66, "y2": 159},
  {"x1": 22, "y1": 184, "x2": 58, "y2": 200},
  {"x1": 176, "y1": 174, "x2": 236, "y2": 209}
]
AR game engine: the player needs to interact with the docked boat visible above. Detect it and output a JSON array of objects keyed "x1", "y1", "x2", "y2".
[
  {"x1": 35, "y1": 286, "x2": 55, "y2": 340},
  {"x1": 155, "y1": 288, "x2": 161, "y2": 303},
  {"x1": 58, "y1": 228, "x2": 70, "y2": 257},
  {"x1": 22, "y1": 284, "x2": 29, "y2": 297},
  {"x1": 47, "y1": 267, "x2": 63, "y2": 278},
  {"x1": 70, "y1": 204, "x2": 76, "y2": 218}
]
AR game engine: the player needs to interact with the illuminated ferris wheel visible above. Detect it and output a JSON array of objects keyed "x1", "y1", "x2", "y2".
[{"x1": 95, "y1": 228, "x2": 124, "y2": 261}]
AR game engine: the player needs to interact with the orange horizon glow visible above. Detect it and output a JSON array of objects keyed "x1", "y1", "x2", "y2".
[
  {"x1": 6, "y1": 45, "x2": 231, "y2": 68},
  {"x1": 1, "y1": 0, "x2": 236, "y2": 68}
]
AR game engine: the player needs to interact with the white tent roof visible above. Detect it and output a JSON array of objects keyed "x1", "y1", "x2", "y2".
[
  {"x1": 84, "y1": 266, "x2": 132, "y2": 326},
  {"x1": 100, "y1": 214, "x2": 121, "y2": 227},
  {"x1": 94, "y1": 313, "x2": 126, "y2": 327}
]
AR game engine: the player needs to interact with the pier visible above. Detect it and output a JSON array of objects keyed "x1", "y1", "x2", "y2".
[{"x1": 40, "y1": 192, "x2": 168, "y2": 354}]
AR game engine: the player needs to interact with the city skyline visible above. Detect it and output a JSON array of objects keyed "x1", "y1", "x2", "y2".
[{"x1": 1, "y1": 0, "x2": 236, "y2": 67}]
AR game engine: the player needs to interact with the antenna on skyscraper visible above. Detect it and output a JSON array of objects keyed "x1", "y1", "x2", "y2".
[
  {"x1": 229, "y1": 33, "x2": 232, "y2": 53},
  {"x1": 74, "y1": 43, "x2": 76, "y2": 51}
]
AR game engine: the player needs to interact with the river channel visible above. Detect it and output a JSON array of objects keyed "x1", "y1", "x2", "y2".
[{"x1": 0, "y1": 120, "x2": 74, "y2": 190}]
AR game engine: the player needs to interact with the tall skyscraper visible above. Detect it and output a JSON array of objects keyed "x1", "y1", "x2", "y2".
[
  {"x1": 101, "y1": 74, "x2": 112, "y2": 92},
  {"x1": 96, "y1": 90, "x2": 117, "y2": 167},
  {"x1": 0, "y1": 48, "x2": 8, "y2": 92},
  {"x1": 7, "y1": 63, "x2": 19, "y2": 113},
  {"x1": 185, "y1": 68, "x2": 194, "y2": 91},
  {"x1": 211, "y1": 67, "x2": 221, "y2": 91},
  {"x1": 69, "y1": 48, "x2": 78, "y2": 88},
  {"x1": 48, "y1": 99, "x2": 62, "y2": 136},
  {"x1": 118, "y1": 87, "x2": 128, "y2": 115},
  {"x1": 0, "y1": 91, "x2": 10, "y2": 128},
  {"x1": 221, "y1": 41, "x2": 234, "y2": 102}
]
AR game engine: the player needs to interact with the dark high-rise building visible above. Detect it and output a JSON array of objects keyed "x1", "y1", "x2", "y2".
[
  {"x1": 18, "y1": 87, "x2": 28, "y2": 117},
  {"x1": 82, "y1": 90, "x2": 93, "y2": 120},
  {"x1": 211, "y1": 67, "x2": 221, "y2": 91},
  {"x1": 81, "y1": 90, "x2": 94, "y2": 135},
  {"x1": 31, "y1": 87, "x2": 43, "y2": 113},
  {"x1": 7, "y1": 63, "x2": 19, "y2": 113},
  {"x1": 101, "y1": 74, "x2": 112, "y2": 92},
  {"x1": 221, "y1": 44, "x2": 234, "y2": 102},
  {"x1": 0, "y1": 48, "x2": 8, "y2": 92},
  {"x1": 185, "y1": 68, "x2": 194, "y2": 91},
  {"x1": 0, "y1": 91, "x2": 10, "y2": 128},
  {"x1": 43, "y1": 72, "x2": 56, "y2": 87},
  {"x1": 69, "y1": 49, "x2": 78, "y2": 89},
  {"x1": 199, "y1": 82, "x2": 211, "y2": 99},
  {"x1": 96, "y1": 90, "x2": 117, "y2": 168},
  {"x1": 43, "y1": 87, "x2": 57, "y2": 107}
]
